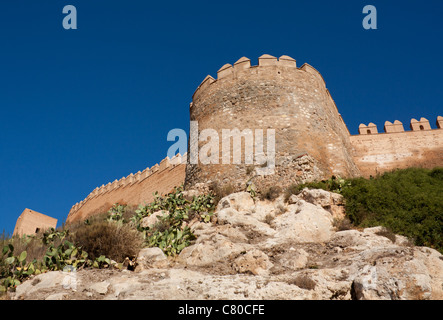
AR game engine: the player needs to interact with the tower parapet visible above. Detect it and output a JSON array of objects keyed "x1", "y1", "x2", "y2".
[
  {"x1": 351, "y1": 116, "x2": 443, "y2": 177},
  {"x1": 356, "y1": 117, "x2": 442, "y2": 135},
  {"x1": 186, "y1": 54, "x2": 361, "y2": 192}
]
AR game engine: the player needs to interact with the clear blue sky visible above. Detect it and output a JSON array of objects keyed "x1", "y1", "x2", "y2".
[{"x1": 1, "y1": 1, "x2": 442, "y2": 234}]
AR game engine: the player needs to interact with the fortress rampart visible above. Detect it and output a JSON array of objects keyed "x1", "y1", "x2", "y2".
[
  {"x1": 66, "y1": 154, "x2": 186, "y2": 223},
  {"x1": 351, "y1": 117, "x2": 443, "y2": 177},
  {"x1": 63, "y1": 55, "x2": 443, "y2": 224},
  {"x1": 186, "y1": 54, "x2": 361, "y2": 192},
  {"x1": 14, "y1": 209, "x2": 58, "y2": 237}
]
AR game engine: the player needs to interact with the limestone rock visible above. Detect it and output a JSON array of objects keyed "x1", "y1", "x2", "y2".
[
  {"x1": 178, "y1": 233, "x2": 250, "y2": 267},
  {"x1": 89, "y1": 281, "x2": 110, "y2": 295},
  {"x1": 216, "y1": 192, "x2": 254, "y2": 212},
  {"x1": 251, "y1": 197, "x2": 287, "y2": 222},
  {"x1": 270, "y1": 200, "x2": 334, "y2": 245},
  {"x1": 11, "y1": 189, "x2": 443, "y2": 301},
  {"x1": 279, "y1": 248, "x2": 309, "y2": 270},
  {"x1": 217, "y1": 208, "x2": 276, "y2": 237},
  {"x1": 140, "y1": 210, "x2": 169, "y2": 229},
  {"x1": 45, "y1": 292, "x2": 68, "y2": 300},
  {"x1": 233, "y1": 249, "x2": 273, "y2": 275},
  {"x1": 13, "y1": 271, "x2": 68, "y2": 299},
  {"x1": 298, "y1": 188, "x2": 345, "y2": 220},
  {"x1": 136, "y1": 247, "x2": 168, "y2": 271}
]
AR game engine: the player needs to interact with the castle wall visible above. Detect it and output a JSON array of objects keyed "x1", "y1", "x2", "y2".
[
  {"x1": 66, "y1": 154, "x2": 186, "y2": 224},
  {"x1": 13, "y1": 209, "x2": 58, "y2": 237},
  {"x1": 351, "y1": 120, "x2": 443, "y2": 177},
  {"x1": 63, "y1": 55, "x2": 443, "y2": 224},
  {"x1": 186, "y1": 54, "x2": 361, "y2": 192}
]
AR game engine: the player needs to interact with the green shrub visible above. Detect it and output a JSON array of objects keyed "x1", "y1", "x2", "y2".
[
  {"x1": 292, "y1": 168, "x2": 443, "y2": 253},
  {"x1": 341, "y1": 168, "x2": 443, "y2": 252},
  {"x1": 132, "y1": 186, "x2": 215, "y2": 256},
  {"x1": 0, "y1": 228, "x2": 116, "y2": 293}
]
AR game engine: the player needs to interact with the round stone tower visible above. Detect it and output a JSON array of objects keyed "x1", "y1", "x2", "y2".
[{"x1": 185, "y1": 54, "x2": 360, "y2": 192}]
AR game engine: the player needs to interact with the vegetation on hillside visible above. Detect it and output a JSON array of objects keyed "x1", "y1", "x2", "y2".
[
  {"x1": 1, "y1": 186, "x2": 216, "y2": 294},
  {"x1": 2, "y1": 168, "x2": 441, "y2": 295},
  {"x1": 287, "y1": 168, "x2": 443, "y2": 253}
]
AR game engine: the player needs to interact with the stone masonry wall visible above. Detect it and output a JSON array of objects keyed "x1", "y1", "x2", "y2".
[
  {"x1": 63, "y1": 55, "x2": 443, "y2": 224},
  {"x1": 351, "y1": 117, "x2": 443, "y2": 177},
  {"x1": 13, "y1": 209, "x2": 58, "y2": 236},
  {"x1": 66, "y1": 154, "x2": 186, "y2": 224},
  {"x1": 185, "y1": 54, "x2": 361, "y2": 192}
]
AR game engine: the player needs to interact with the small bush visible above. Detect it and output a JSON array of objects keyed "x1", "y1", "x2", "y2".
[
  {"x1": 375, "y1": 228, "x2": 397, "y2": 243},
  {"x1": 333, "y1": 217, "x2": 353, "y2": 231},
  {"x1": 209, "y1": 182, "x2": 235, "y2": 206},
  {"x1": 260, "y1": 186, "x2": 282, "y2": 201},
  {"x1": 264, "y1": 214, "x2": 274, "y2": 225},
  {"x1": 284, "y1": 184, "x2": 301, "y2": 203},
  {"x1": 291, "y1": 275, "x2": 316, "y2": 290},
  {"x1": 246, "y1": 165, "x2": 255, "y2": 175},
  {"x1": 68, "y1": 221, "x2": 143, "y2": 262}
]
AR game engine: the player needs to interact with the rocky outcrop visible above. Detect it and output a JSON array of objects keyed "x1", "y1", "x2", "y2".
[{"x1": 11, "y1": 190, "x2": 443, "y2": 300}]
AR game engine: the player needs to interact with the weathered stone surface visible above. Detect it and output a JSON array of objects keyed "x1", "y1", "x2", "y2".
[
  {"x1": 297, "y1": 188, "x2": 346, "y2": 220},
  {"x1": 135, "y1": 247, "x2": 168, "y2": 271},
  {"x1": 45, "y1": 292, "x2": 68, "y2": 300},
  {"x1": 89, "y1": 281, "x2": 110, "y2": 295},
  {"x1": 14, "y1": 271, "x2": 69, "y2": 300},
  {"x1": 178, "y1": 232, "x2": 250, "y2": 267},
  {"x1": 233, "y1": 249, "x2": 273, "y2": 276},
  {"x1": 216, "y1": 192, "x2": 254, "y2": 212},
  {"x1": 186, "y1": 55, "x2": 362, "y2": 193},
  {"x1": 12, "y1": 191, "x2": 443, "y2": 301},
  {"x1": 217, "y1": 208, "x2": 276, "y2": 237},
  {"x1": 269, "y1": 200, "x2": 334, "y2": 245},
  {"x1": 279, "y1": 248, "x2": 309, "y2": 270},
  {"x1": 140, "y1": 210, "x2": 169, "y2": 229}
]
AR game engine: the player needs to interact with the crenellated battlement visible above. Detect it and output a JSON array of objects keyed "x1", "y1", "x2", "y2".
[
  {"x1": 67, "y1": 153, "x2": 187, "y2": 222},
  {"x1": 65, "y1": 53, "x2": 443, "y2": 224},
  {"x1": 192, "y1": 54, "x2": 328, "y2": 103},
  {"x1": 357, "y1": 117, "x2": 442, "y2": 135}
]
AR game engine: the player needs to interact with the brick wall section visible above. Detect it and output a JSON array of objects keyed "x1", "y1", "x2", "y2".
[
  {"x1": 66, "y1": 154, "x2": 186, "y2": 224},
  {"x1": 13, "y1": 209, "x2": 58, "y2": 237},
  {"x1": 350, "y1": 125, "x2": 443, "y2": 177}
]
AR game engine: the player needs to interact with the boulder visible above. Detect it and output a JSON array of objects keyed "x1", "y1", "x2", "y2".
[
  {"x1": 14, "y1": 271, "x2": 67, "y2": 299},
  {"x1": 270, "y1": 200, "x2": 334, "y2": 245},
  {"x1": 217, "y1": 208, "x2": 276, "y2": 237},
  {"x1": 298, "y1": 188, "x2": 345, "y2": 220},
  {"x1": 251, "y1": 197, "x2": 287, "y2": 222},
  {"x1": 140, "y1": 210, "x2": 169, "y2": 229},
  {"x1": 216, "y1": 192, "x2": 254, "y2": 212},
  {"x1": 136, "y1": 247, "x2": 168, "y2": 270},
  {"x1": 89, "y1": 281, "x2": 110, "y2": 295},
  {"x1": 279, "y1": 248, "x2": 309, "y2": 270},
  {"x1": 233, "y1": 249, "x2": 273, "y2": 276},
  {"x1": 179, "y1": 233, "x2": 250, "y2": 267}
]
